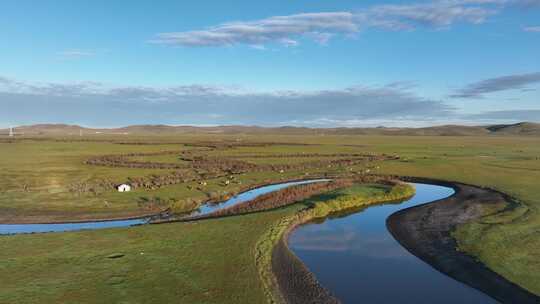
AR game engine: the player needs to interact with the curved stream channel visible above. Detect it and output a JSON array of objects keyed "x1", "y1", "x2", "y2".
[
  {"x1": 288, "y1": 183, "x2": 498, "y2": 303},
  {"x1": 0, "y1": 179, "x2": 325, "y2": 235}
]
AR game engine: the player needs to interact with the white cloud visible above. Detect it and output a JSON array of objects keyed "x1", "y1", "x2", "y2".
[
  {"x1": 466, "y1": 109, "x2": 540, "y2": 121},
  {"x1": 151, "y1": 12, "x2": 359, "y2": 47},
  {"x1": 362, "y1": 1, "x2": 498, "y2": 31},
  {"x1": 150, "y1": 0, "x2": 507, "y2": 48},
  {"x1": 0, "y1": 76, "x2": 452, "y2": 127},
  {"x1": 451, "y1": 72, "x2": 540, "y2": 98},
  {"x1": 513, "y1": 0, "x2": 540, "y2": 7},
  {"x1": 2, "y1": 75, "x2": 537, "y2": 127},
  {"x1": 523, "y1": 26, "x2": 540, "y2": 32},
  {"x1": 57, "y1": 50, "x2": 97, "y2": 59}
]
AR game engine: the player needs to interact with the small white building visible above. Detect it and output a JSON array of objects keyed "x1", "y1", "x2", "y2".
[{"x1": 117, "y1": 184, "x2": 132, "y2": 192}]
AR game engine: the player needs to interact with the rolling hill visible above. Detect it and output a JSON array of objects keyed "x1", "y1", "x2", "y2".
[{"x1": 1, "y1": 122, "x2": 540, "y2": 137}]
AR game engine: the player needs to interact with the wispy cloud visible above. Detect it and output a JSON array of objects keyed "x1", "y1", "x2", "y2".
[
  {"x1": 57, "y1": 50, "x2": 97, "y2": 59},
  {"x1": 0, "y1": 76, "x2": 452, "y2": 127},
  {"x1": 150, "y1": 0, "x2": 507, "y2": 48},
  {"x1": 361, "y1": 0, "x2": 501, "y2": 31},
  {"x1": 150, "y1": 12, "x2": 359, "y2": 47},
  {"x1": 523, "y1": 26, "x2": 540, "y2": 32},
  {"x1": 466, "y1": 109, "x2": 540, "y2": 121},
  {"x1": 451, "y1": 72, "x2": 540, "y2": 98},
  {"x1": 513, "y1": 0, "x2": 540, "y2": 8},
  {"x1": 2, "y1": 74, "x2": 537, "y2": 127}
]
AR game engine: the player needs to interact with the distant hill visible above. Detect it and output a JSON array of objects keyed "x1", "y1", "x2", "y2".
[
  {"x1": 485, "y1": 122, "x2": 540, "y2": 136},
  {"x1": 313, "y1": 125, "x2": 491, "y2": 136},
  {"x1": 17, "y1": 124, "x2": 91, "y2": 135},
  {"x1": 2, "y1": 122, "x2": 540, "y2": 137}
]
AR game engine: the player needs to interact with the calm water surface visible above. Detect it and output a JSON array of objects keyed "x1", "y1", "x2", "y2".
[
  {"x1": 0, "y1": 179, "x2": 327, "y2": 235},
  {"x1": 288, "y1": 183, "x2": 498, "y2": 304}
]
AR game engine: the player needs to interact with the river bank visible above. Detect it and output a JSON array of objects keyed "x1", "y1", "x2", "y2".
[
  {"x1": 267, "y1": 178, "x2": 540, "y2": 303},
  {"x1": 387, "y1": 179, "x2": 540, "y2": 304},
  {"x1": 258, "y1": 181, "x2": 414, "y2": 304},
  {"x1": 0, "y1": 178, "x2": 332, "y2": 234}
]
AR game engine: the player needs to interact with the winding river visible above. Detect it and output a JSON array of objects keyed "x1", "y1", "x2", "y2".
[
  {"x1": 184, "y1": 179, "x2": 329, "y2": 218},
  {"x1": 0, "y1": 180, "x2": 500, "y2": 303},
  {"x1": 0, "y1": 179, "x2": 326, "y2": 235},
  {"x1": 288, "y1": 183, "x2": 498, "y2": 303}
]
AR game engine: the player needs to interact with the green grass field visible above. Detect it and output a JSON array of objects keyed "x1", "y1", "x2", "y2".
[
  {"x1": 0, "y1": 208, "x2": 296, "y2": 303},
  {"x1": 0, "y1": 139, "x2": 342, "y2": 222},
  {"x1": 1, "y1": 134, "x2": 539, "y2": 302}
]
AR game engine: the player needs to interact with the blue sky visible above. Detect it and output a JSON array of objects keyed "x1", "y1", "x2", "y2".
[{"x1": 1, "y1": 0, "x2": 539, "y2": 127}]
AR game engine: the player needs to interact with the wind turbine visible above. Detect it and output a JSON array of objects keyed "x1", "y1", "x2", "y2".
[{"x1": 7, "y1": 127, "x2": 23, "y2": 137}]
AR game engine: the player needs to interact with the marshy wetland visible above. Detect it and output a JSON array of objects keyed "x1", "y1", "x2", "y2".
[{"x1": 0, "y1": 133, "x2": 539, "y2": 303}]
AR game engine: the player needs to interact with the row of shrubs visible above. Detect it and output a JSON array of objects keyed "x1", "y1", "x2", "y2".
[
  {"x1": 191, "y1": 180, "x2": 353, "y2": 219},
  {"x1": 85, "y1": 146, "x2": 398, "y2": 172},
  {"x1": 67, "y1": 178, "x2": 117, "y2": 196},
  {"x1": 191, "y1": 175, "x2": 402, "y2": 219},
  {"x1": 81, "y1": 145, "x2": 399, "y2": 193},
  {"x1": 227, "y1": 152, "x2": 384, "y2": 159},
  {"x1": 184, "y1": 141, "x2": 313, "y2": 149},
  {"x1": 125, "y1": 169, "x2": 200, "y2": 190},
  {"x1": 78, "y1": 157, "x2": 394, "y2": 195},
  {"x1": 187, "y1": 154, "x2": 395, "y2": 176},
  {"x1": 187, "y1": 156, "x2": 259, "y2": 173},
  {"x1": 85, "y1": 150, "x2": 186, "y2": 169}
]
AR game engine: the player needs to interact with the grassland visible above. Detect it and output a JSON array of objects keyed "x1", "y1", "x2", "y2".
[
  {"x1": 0, "y1": 139, "x2": 351, "y2": 223},
  {"x1": 0, "y1": 207, "x2": 297, "y2": 303},
  {"x1": 0, "y1": 134, "x2": 539, "y2": 302}
]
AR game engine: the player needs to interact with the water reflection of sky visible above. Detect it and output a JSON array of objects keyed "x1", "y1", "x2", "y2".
[
  {"x1": 290, "y1": 227, "x2": 411, "y2": 259},
  {"x1": 190, "y1": 179, "x2": 329, "y2": 217},
  {"x1": 289, "y1": 183, "x2": 498, "y2": 304},
  {"x1": 0, "y1": 218, "x2": 148, "y2": 235}
]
